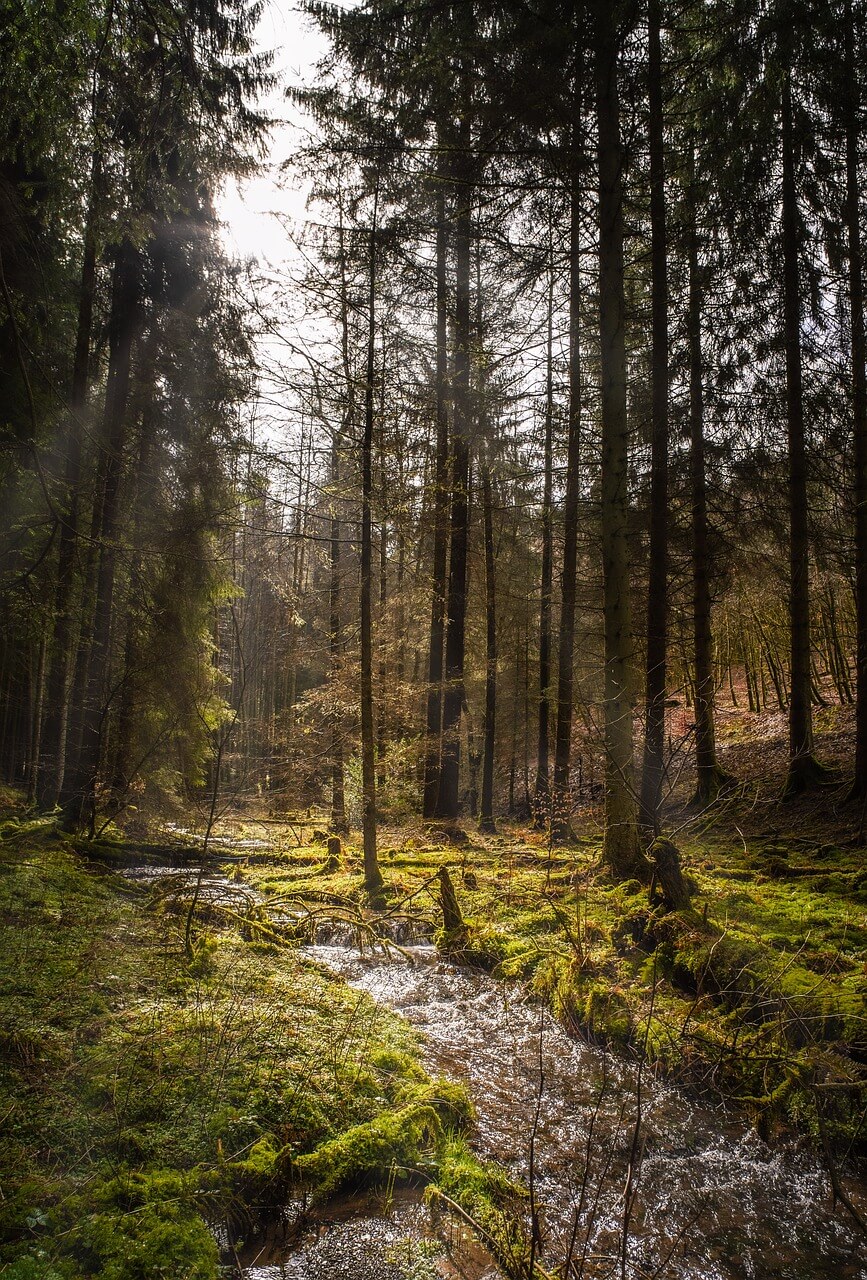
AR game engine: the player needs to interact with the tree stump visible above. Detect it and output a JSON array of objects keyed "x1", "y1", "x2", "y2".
[
  {"x1": 437, "y1": 866, "x2": 466, "y2": 937},
  {"x1": 650, "y1": 836, "x2": 691, "y2": 911},
  {"x1": 325, "y1": 835, "x2": 342, "y2": 871}
]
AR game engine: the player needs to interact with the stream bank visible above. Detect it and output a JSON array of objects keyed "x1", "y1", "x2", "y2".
[
  {"x1": 293, "y1": 939, "x2": 867, "y2": 1280},
  {"x1": 0, "y1": 819, "x2": 490, "y2": 1280}
]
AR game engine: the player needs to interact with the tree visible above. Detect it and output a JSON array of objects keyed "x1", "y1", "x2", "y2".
[
  {"x1": 361, "y1": 206, "x2": 383, "y2": 889},
  {"x1": 842, "y1": 0, "x2": 867, "y2": 800},
  {"x1": 436, "y1": 105, "x2": 474, "y2": 822},
  {"x1": 595, "y1": 0, "x2": 646, "y2": 879},
  {"x1": 638, "y1": 0, "x2": 671, "y2": 832},
  {"x1": 779, "y1": 43, "x2": 825, "y2": 794},
  {"x1": 551, "y1": 41, "x2": 584, "y2": 843}
]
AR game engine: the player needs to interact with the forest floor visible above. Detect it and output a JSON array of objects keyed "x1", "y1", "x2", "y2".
[
  {"x1": 229, "y1": 698, "x2": 867, "y2": 1163},
  {"x1": 0, "y1": 797, "x2": 517, "y2": 1280},
  {"x1": 1, "y1": 707, "x2": 867, "y2": 1277}
]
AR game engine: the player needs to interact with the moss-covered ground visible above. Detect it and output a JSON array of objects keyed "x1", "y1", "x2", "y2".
[
  {"x1": 0, "y1": 804, "x2": 516, "y2": 1280},
  {"x1": 3, "y1": 762, "x2": 866, "y2": 1277}
]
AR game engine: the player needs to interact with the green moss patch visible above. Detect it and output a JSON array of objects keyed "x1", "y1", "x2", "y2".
[{"x1": 0, "y1": 824, "x2": 474, "y2": 1278}]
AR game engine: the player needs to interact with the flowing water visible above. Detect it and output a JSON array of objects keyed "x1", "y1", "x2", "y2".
[
  {"x1": 231, "y1": 1188, "x2": 498, "y2": 1280},
  {"x1": 286, "y1": 937, "x2": 867, "y2": 1280},
  {"x1": 124, "y1": 862, "x2": 866, "y2": 1278}
]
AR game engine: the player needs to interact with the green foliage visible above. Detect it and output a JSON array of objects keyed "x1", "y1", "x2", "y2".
[{"x1": 66, "y1": 1199, "x2": 219, "y2": 1280}]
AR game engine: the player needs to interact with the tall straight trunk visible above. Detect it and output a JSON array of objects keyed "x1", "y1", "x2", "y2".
[
  {"x1": 551, "y1": 89, "x2": 583, "y2": 842},
  {"x1": 286, "y1": 437, "x2": 308, "y2": 742},
  {"x1": 596, "y1": 0, "x2": 645, "y2": 879},
  {"x1": 37, "y1": 163, "x2": 100, "y2": 807},
  {"x1": 62, "y1": 237, "x2": 141, "y2": 832},
  {"x1": 687, "y1": 168, "x2": 732, "y2": 804},
  {"x1": 845, "y1": 0, "x2": 867, "y2": 799},
  {"x1": 436, "y1": 112, "x2": 472, "y2": 822},
  {"x1": 781, "y1": 68, "x2": 822, "y2": 794},
  {"x1": 61, "y1": 491, "x2": 103, "y2": 799},
  {"x1": 332, "y1": 210, "x2": 357, "y2": 832},
  {"x1": 480, "y1": 458, "x2": 497, "y2": 832},
  {"x1": 509, "y1": 642, "x2": 520, "y2": 813},
  {"x1": 424, "y1": 181, "x2": 450, "y2": 818},
  {"x1": 534, "y1": 225, "x2": 555, "y2": 821},
  {"x1": 109, "y1": 389, "x2": 155, "y2": 809},
  {"x1": 378, "y1": 506, "x2": 388, "y2": 793},
  {"x1": 638, "y1": 0, "x2": 669, "y2": 832},
  {"x1": 361, "y1": 212, "x2": 381, "y2": 889},
  {"x1": 26, "y1": 629, "x2": 47, "y2": 804},
  {"x1": 329, "y1": 434, "x2": 348, "y2": 833}
]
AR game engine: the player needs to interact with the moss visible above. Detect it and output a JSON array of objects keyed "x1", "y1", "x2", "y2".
[
  {"x1": 0, "y1": 827, "x2": 451, "y2": 1277},
  {"x1": 431, "y1": 1137, "x2": 533, "y2": 1276},
  {"x1": 68, "y1": 1200, "x2": 219, "y2": 1280},
  {"x1": 582, "y1": 979, "x2": 633, "y2": 1045},
  {"x1": 293, "y1": 1076, "x2": 472, "y2": 1198},
  {"x1": 247, "y1": 817, "x2": 866, "y2": 1153}
]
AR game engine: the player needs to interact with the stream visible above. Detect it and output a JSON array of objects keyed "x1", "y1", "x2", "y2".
[
  {"x1": 258, "y1": 937, "x2": 867, "y2": 1280},
  {"x1": 123, "y1": 861, "x2": 867, "y2": 1279}
]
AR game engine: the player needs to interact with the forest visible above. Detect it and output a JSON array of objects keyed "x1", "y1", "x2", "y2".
[{"x1": 1, "y1": 0, "x2": 867, "y2": 1276}]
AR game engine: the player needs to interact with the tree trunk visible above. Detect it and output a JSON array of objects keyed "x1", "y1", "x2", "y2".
[
  {"x1": 551, "y1": 86, "x2": 583, "y2": 843},
  {"x1": 423, "y1": 182, "x2": 450, "y2": 818},
  {"x1": 436, "y1": 111, "x2": 472, "y2": 822},
  {"x1": 639, "y1": 0, "x2": 669, "y2": 833},
  {"x1": 109, "y1": 378, "x2": 157, "y2": 812},
  {"x1": 595, "y1": 0, "x2": 646, "y2": 880},
  {"x1": 329, "y1": 433, "x2": 348, "y2": 834},
  {"x1": 845, "y1": 0, "x2": 867, "y2": 800},
  {"x1": 781, "y1": 68, "x2": 823, "y2": 795},
  {"x1": 26, "y1": 627, "x2": 47, "y2": 805},
  {"x1": 62, "y1": 237, "x2": 142, "y2": 832},
  {"x1": 534, "y1": 224, "x2": 555, "y2": 822},
  {"x1": 361, "y1": 213, "x2": 381, "y2": 890},
  {"x1": 37, "y1": 163, "x2": 99, "y2": 807},
  {"x1": 331, "y1": 211, "x2": 356, "y2": 834},
  {"x1": 378, "y1": 507, "x2": 387, "y2": 796},
  {"x1": 480, "y1": 458, "x2": 497, "y2": 833},
  {"x1": 687, "y1": 154, "x2": 732, "y2": 805}
]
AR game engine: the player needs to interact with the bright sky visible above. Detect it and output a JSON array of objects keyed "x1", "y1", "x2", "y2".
[{"x1": 217, "y1": 1, "x2": 329, "y2": 269}]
